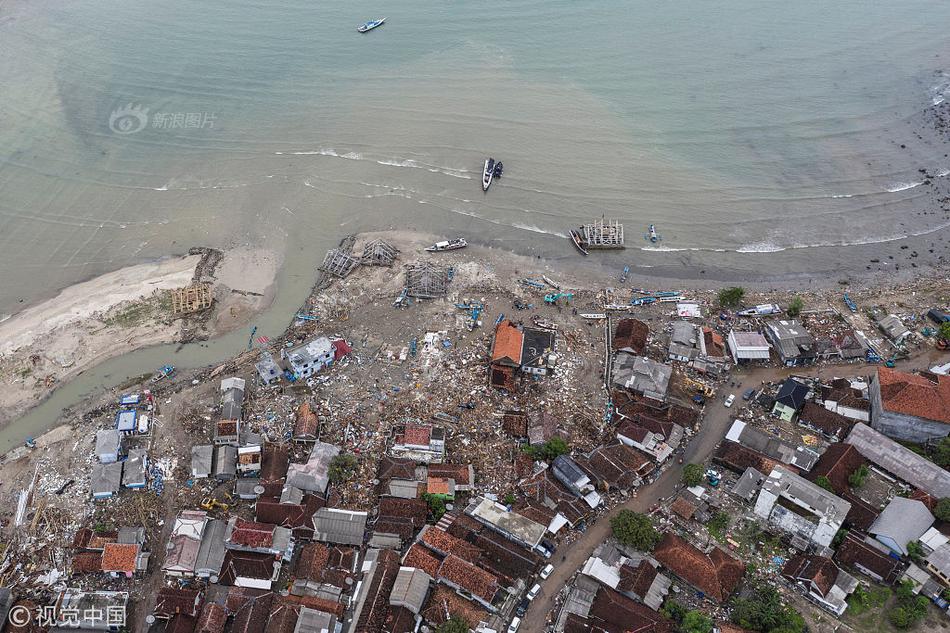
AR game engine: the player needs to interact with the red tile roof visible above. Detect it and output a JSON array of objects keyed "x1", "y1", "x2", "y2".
[
  {"x1": 428, "y1": 463, "x2": 472, "y2": 487},
  {"x1": 421, "y1": 585, "x2": 489, "y2": 628},
  {"x1": 395, "y1": 424, "x2": 432, "y2": 446},
  {"x1": 491, "y1": 320, "x2": 524, "y2": 365},
  {"x1": 71, "y1": 551, "x2": 103, "y2": 574},
  {"x1": 878, "y1": 367, "x2": 950, "y2": 424},
  {"x1": 229, "y1": 519, "x2": 277, "y2": 548},
  {"x1": 426, "y1": 477, "x2": 452, "y2": 495},
  {"x1": 101, "y1": 543, "x2": 139, "y2": 573},
  {"x1": 807, "y1": 443, "x2": 867, "y2": 494},
  {"x1": 354, "y1": 549, "x2": 400, "y2": 633},
  {"x1": 437, "y1": 555, "x2": 499, "y2": 604},
  {"x1": 613, "y1": 319, "x2": 649, "y2": 354},
  {"x1": 782, "y1": 555, "x2": 838, "y2": 597},
  {"x1": 73, "y1": 527, "x2": 117, "y2": 551},
  {"x1": 670, "y1": 497, "x2": 697, "y2": 520},
  {"x1": 403, "y1": 543, "x2": 442, "y2": 577},
  {"x1": 419, "y1": 526, "x2": 482, "y2": 563},
  {"x1": 652, "y1": 533, "x2": 744, "y2": 602}
]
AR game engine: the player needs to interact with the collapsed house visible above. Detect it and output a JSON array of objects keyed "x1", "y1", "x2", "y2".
[
  {"x1": 753, "y1": 465, "x2": 850, "y2": 550},
  {"x1": 764, "y1": 320, "x2": 816, "y2": 366},
  {"x1": 781, "y1": 555, "x2": 857, "y2": 616},
  {"x1": 488, "y1": 320, "x2": 556, "y2": 390},
  {"x1": 610, "y1": 356, "x2": 672, "y2": 402}
]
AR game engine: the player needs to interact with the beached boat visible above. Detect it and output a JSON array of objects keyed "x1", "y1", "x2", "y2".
[
  {"x1": 570, "y1": 218, "x2": 624, "y2": 254},
  {"x1": 541, "y1": 275, "x2": 561, "y2": 290},
  {"x1": 482, "y1": 158, "x2": 495, "y2": 191},
  {"x1": 357, "y1": 18, "x2": 386, "y2": 33},
  {"x1": 425, "y1": 238, "x2": 467, "y2": 252},
  {"x1": 570, "y1": 230, "x2": 589, "y2": 256}
]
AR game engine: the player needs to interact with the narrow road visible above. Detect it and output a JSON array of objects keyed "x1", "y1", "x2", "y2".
[{"x1": 520, "y1": 351, "x2": 945, "y2": 633}]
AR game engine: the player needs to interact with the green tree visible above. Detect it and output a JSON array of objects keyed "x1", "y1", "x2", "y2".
[
  {"x1": 526, "y1": 436, "x2": 571, "y2": 461},
  {"x1": 731, "y1": 585, "x2": 806, "y2": 633},
  {"x1": 886, "y1": 581, "x2": 928, "y2": 629},
  {"x1": 422, "y1": 493, "x2": 447, "y2": 521},
  {"x1": 814, "y1": 475, "x2": 834, "y2": 492},
  {"x1": 503, "y1": 493, "x2": 516, "y2": 506},
  {"x1": 933, "y1": 437, "x2": 950, "y2": 467},
  {"x1": 906, "y1": 540, "x2": 925, "y2": 563},
  {"x1": 935, "y1": 498, "x2": 950, "y2": 522},
  {"x1": 661, "y1": 600, "x2": 688, "y2": 624},
  {"x1": 787, "y1": 296, "x2": 804, "y2": 317},
  {"x1": 681, "y1": 463, "x2": 704, "y2": 487},
  {"x1": 707, "y1": 512, "x2": 730, "y2": 539},
  {"x1": 832, "y1": 528, "x2": 848, "y2": 548},
  {"x1": 610, "y1": 510, "x2": 661, "y2": 551},
  {"x1": 940, "y1": 321, "x2": 950, "y2": 341},
  {"x1": 437, "y1": 615, "x2": 470, "y2": 633},
  {"x1": 328, "y1": 453, "x2": 358, "y2": 484},
  {"x1": 680, "y1": 611, "x2": 713, "y2": 633},
  {"x1": 848, "y1": 464, "x2": 869, "y2": 488},
  {"x1": 718, "y1": 287, "x2": 746, "y2": 308}
]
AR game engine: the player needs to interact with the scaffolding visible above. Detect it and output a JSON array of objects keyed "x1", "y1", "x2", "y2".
[
  {"x1": 405, "y1": 261, "x2": 450, "y2": 298},
  {"x1": 320, "y1": 248, "x2": 361, "y2": 278},
  {"x1": 360, "y1": 239, "x2": 399, "y2": 267},
  {"x1": 170, "y1": 283, "x2": 213, "y2": 315},
  {"x1": 581, "y1": 219, "x2": 625, "y2": 249}
]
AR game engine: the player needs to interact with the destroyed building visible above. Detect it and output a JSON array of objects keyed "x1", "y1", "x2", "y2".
[
  {"x1": 753, "y1": 465, "x2": 850, "y2": 550},
  {"x1": 489, "y1": 320, "x2": 556, "y2": 390}
]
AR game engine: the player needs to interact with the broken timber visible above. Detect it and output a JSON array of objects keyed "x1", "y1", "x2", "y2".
[
  {"x1": 171, "y1": 283, "x2": 213, "y2": 315},
  {"x1": 320, "y1": 248, "x2": 361, "y2": 278}
]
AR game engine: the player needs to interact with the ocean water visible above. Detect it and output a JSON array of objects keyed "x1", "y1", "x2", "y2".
[{"x1": 3, "y1": 0, "x2": 950, "y2": 320}]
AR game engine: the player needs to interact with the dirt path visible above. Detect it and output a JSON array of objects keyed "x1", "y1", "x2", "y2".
[{"x1": 520, "y1": 352, "x2": 945, "y2": 633}]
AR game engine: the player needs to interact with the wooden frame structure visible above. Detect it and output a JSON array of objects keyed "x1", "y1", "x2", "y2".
[
  {"x1": 582, "y1": 219, "x2": 625, "y2": 249},
  {"x1": 320, "y1": 248, "x2": 361, "y2": 278},
  {"x1": 171, "y1": 283, "x2": 213, "y2": 315},
  {"x1": 405, "y1": 261, "x2": 449, "y2": 298},
  {"x1": 360, "y1": 239, "x2": 399, "y2": 267}
]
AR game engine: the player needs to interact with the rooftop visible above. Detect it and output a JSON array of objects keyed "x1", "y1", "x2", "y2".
[
  {"x1": 491, "y1": 320, "x2": 524, "y2": 365},
  {"x1": 652, "y1": 533, "x2": 744, "y2": 602},
  {"x1": 877, "y1": 367, "x2": 950, "y2": 424},
  {"x1": 101, "y1": 543, "x2": 139, "y2": 574},
  {"x1": 846, "y1": 423, "x2": 950, "y2": 498}
]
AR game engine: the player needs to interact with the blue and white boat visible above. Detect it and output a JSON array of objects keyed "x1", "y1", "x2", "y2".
[{"x1": 357, "y1": 17, "x2": 386, "y2": 33}]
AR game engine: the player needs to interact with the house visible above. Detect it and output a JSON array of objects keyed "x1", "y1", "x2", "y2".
[
  {"x1": 237, "y1": 445, "x2": 263, "y2": 477},
  {"x1": 577, "y1": 443, "x2": 655, "y2": 490},
  {"x1": 798, "y1": 403, "x2": 853, "y2": 441},
  {"x1": 213, "y1": 445, "x2": 238, "y2": 481},
  {"x1": 225, "y1": 518, "x2": 293, "y2": 559},
  {"x1": 551, "y1": 455, "x2": 602, "y2": 507},
  {"x1": 764, "y1": 320, "x2": 816, "y2": 366},
  {"x1": 312, "y1": 508, "x2": 368, "y2": 546},
  {"x1": 727, "y1": 331, "x2": 770, "y2": 363},
  {"x1": 876, "y1": 314, "x2": 911, "y2": 345},
  {"x1": 465, "y1": 496, "x2": 547, "y2": 550},
  {"x1": 616, "y1": 421, "x2": 674, "y2": 463},
  {"x1": 868, "y1": 498, "x2": 934, "y2": 555},
  {"x1": 282, "y1": 337, "x2": 335, "y2": 379},
  {"x1": 162, "y1": 510, "x2": 209, "y2": 577},
  {"x1": 95, "y1": 429, "x2": 123, "y2": 464},
  {"x1": 846, "y1": 423, "x2": 950, "y2": 498},
  {"x1": 350, "y1": 548, "x2": 401, "y2": 632},
  {"x1": 821, "y1": 379, "x2": 871, "y2": 422},
  {"x1": 489, "y1": 320, "x2": 556, "y2": 389},
  {"x1": 676, "y1": 302, "x2": 702, "y2": 319},
  {"x1": 668, "y1": 322, "x2": 700, "y2": 362},
  {"x1": 611, "y1": 393, "x2": 690, "y2": 446},
  {"x1": 154, "y1": 587, "x2": 203, "y2": 620},
  {"x1": 714, "y1": 441, "x2": 785, "y2": 477},
  {"x1": 516, "y1": 468, "x2": 592, "y2": 531},
  {"x1": 101, "y1": 542, "x2": 147, "y2": 578},
  {"x1": 215, "y1": 419, "x2": 241, "y2": 447},
  {"x1": 834, "y1": 531, "x2": 904, "y2": 584},
  {"x1": 390, "y1": 567, "x2": 432, "y2": 615},
  {"x1": 611, "y1": 355, "x2": 672, "y2": 401},
  {"x1": 559, "y1": 584, "x2": 672, "y2": 633},
  {"x1": 831, "y1": 331, "x2": 867, "y2": 360},
  {"x1": 219, "y1": 550, "x2": 281, "y2": 589},
  {"x1": 122, "y1": 448, "x2": 147, "y2": 489},
  {"x1": 425, "y1": 477, "x2": 455, "y2": 500},
  {"x1": 291, "y1": 542, "x2": 357, "y2": 598},
  {"x1": 295, "y1": 607, "x2": 339, "y2": 633},
  {"x1": 652, "y1": 533, "x2": 744, "y2": 602},
  {"x1": 287, "y1": 441, "x2": 340, "y2": 494},
  {"x1": 730, "y1": 467, "x2": 765, "y2": 503},
  {"x1": 781, "y1": 555, "x2": 857, "y2": 616},
  {"x1": 724, "y1": 420, "x2": 818, "y2": 471},
  {"x1": 806, "y1": 443, "x2": 867, "y2": 496},
  {"x1": 925, "y1": 544, "x2": 950, "y2": 587},
  {"x1": 220, "y1": 377, "x2": 245, "y2": 418},
  {"x1": 195, "y1": 519, "x2": 228, "y2": 582},
  {"x1": 753, "y1": 465, "x2": 851, "y2": 549},
  {"x1": 255, "y1": 352, "x2": 281, "y2": 385},
  {"x1": 114, "y1": 409, "x2": 137, "y2": 435},
  {"x1": 701, "y1": 327, "x2": 728, "y2": 364},
  {"x1": 91, "y1": 461, "x2": 123, "y2": 500},
  {"x1": 428, "y1": 463, "x2": 475, "y2": 492},
  {"x1": 53, "y1": 589, "x2": 129, "y2": 630},
  {"x1": 294, "y1": 402, "x2": 320, "y2": 442},
  {"x1": 772, "y1": 378, "x2": 810, "y2": 420},
  {"x1": 580, "y1": 542, "x2": 671, "y2": 610},
  {"x1": 869, "y1": 368, "x2": 950, "y2": 443},
  {"x1": 192, "y1": 445, "x2": 214, "y2": 479},
  {"x1": 613, "y1": 319, "x2": 649, "y2": 355},
  {"x1": 390, "y1": 424, "x2": 445, "y2": 463}
]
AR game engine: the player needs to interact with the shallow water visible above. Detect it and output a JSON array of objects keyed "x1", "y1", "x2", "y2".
[{"x1": 2, "y1": 0, "x2": 950, "y2": 443}]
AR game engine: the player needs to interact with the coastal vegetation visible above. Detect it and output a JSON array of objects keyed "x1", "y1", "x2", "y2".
[
  {"x1": 610, "y1": 510, "x2": 660, "y2": 550},
  {"x1": 731, "y1": 584, "x2": 806, "y2": 633},
  {"x1": 787, "y1": 296, "x2": 804, "y2": 317},
  {"x1": 718, "y1": 287, "x2": 745, "y2": 308}
]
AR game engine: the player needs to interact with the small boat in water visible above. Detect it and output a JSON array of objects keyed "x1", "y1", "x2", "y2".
[
  {"x1": 426, "y1": 238, "x2": 467, "y2": 252},
  {"x1": 646, "y1": 224, "x2": 660, "y2": 243},
  {"x1": 357, "y1": 17, "x2": 386, "y2": 33},
  {"x1": 483, "y1": 158, "x2": 495, "y2": 191}
]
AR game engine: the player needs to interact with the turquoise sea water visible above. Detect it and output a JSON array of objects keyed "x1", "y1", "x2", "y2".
[{"x1": 2, "y1": 1, "x2": 950, "y2": 443}]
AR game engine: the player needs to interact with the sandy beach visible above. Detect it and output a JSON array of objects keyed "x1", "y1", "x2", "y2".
[{"x1": 0, "y1": 247, "x2": 279, "y2": 428}]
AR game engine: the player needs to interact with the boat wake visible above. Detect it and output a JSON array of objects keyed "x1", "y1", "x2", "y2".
[{"x1": 275, "y1": 148, "x2": 471, "y2": 179}]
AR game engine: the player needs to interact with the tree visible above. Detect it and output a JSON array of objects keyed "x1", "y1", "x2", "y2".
[
  {"x1": 935, "y1": 498, "x2": 950, "y2": 523},
  {"x1": 848, "y1": 464, "x2": 869, "y2": 488},
  {"x1": 681, "y1": 463, "x2": 704, "y2": 487},
  {"x1": 328, "y1": 453, "x2": 358, "y2": 484},
  {"x1": 437, "y1": 615, "x2": 470, "y2": 633},
  {"x1": 886, "y1": 581, "x2": 928, "y2": 629},
  {"x1": 610, "y1": 510, "x2": 660, "y2": 551},
  {"x1": 731, "y1": 585, "x2": 806, "y2": 633},
  {"x1": 906, "y1": 540, "x2": 925, "y2": 563},
  {"x1": 940, "y1": 321, "x2": 950, "y2": 341},
  {"x1": 787, "y1": 296, "x2": 804, "y2": 317},
  {"x1": 536, "y1": 436, "x2": 570, "y2": 460},
  {"x1": 707, "y1": 512, "x2": 730, "y2": 538},
  {"x1": 814, "y1": 475, "x2": 834, "y2": 492},
  {"x1": 422, "y1": 493, "x2": 447, "y2": 521},
  {"x1": 680, "y1": 611, "x2": 713, "y2": 633},
  {"x1": 934, "y1": 437, "x2": 950, "y2": 467},
  {"x1": 718, "y1": 287, "x2": 746, "y2": 308},
  {"x1": 503, "y1": 493, "x2": 516, "y2": 506}
]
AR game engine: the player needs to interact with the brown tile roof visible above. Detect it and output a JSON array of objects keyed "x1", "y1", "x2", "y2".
[
  {"x1": 612, "y1": 392, "x2": 697, "y2": 429},
  {"x1": 281, "y1": 594, "x2": 346, "y2": 618},
  {"x1": 513, "y1": 501, "x2": 557, "y2": 527},
  {"x1": 491, "y1": 320, "x2": 524, "y2": 365},
  {"x1": 577, "y1": 443, "x2": 653, "y2": 489},
  {"x1": 467, "y1": 527, "x2": 542, "y2": 583},
  {"x1": 502, "y1": 410, "x2": 529, "y2": 438},
  {"x1": 377, "y1": 497, "x2": 429, "y2": 539},
  {"x1": 421, "y1": 585, "x2": 489, "y2": 628},
  {"x1": 438, "y1": 554, "x2": 500, "y2": 604},
  {"x1": 428, "y1": 463, "x2": 473, "y2": 487},
  {"x1": 295, "y1": 402, "x2": 320, "y2": 439},
  {"x1": 403, "y1": 543, "x2": 442, "y2": 577},
  {"x1": 73, "y1": 527, "x2": 117, "y2": 551},
  {"x1": 807, "y1": 443, "x2": 867, "y2": 494},
  {"x1": 840, "y1": 490, "x2": 880, "y2": 531},
  {"x1": 384, "y1": 605, "x2": 417, "y2": 633},
  {"x1": 377, "y1": 456, "x2": 418, "y2": 492},
  {"x1": 265, "y1": 600, "x2": 300, "y2": 633},
  {"x1": 196, "y1": 602, "x2": 227, "y2": 633},
  {"x1": 255, "y1": 494, "x2": 323, "y2": 538},
  {"x1": 613, "y1": 319, "x2": 649, "y2": 354},
  {"x1": 714, "y1": 441, "x2": 786, "y2": 475},
  {"x1": 101, "y1": 542, "x2": 139, "y2": 573},
  {"x1": 229, "y1": 519, "x2": 279, "y2": 549},
  {"x1": 218, "y1": 420, "x2": 239, "y2": 436},
  {"x1": 587, "y1": 585, "x2": 672, "y2": 633},
  {"x1": 781, "y1": 555, "x2": 838, "y2": 597},
  {"x1": 155, "y1": 587, "x2": 203, "y2": 619},
  {"x1": 225, "y1": 587, "x2": 268, "y2": 613},
  {"x1": 230, "y1": 590, "x2": 274, "y2": 633},
  {"x1": 354, "y1": 549, "x2": 401, "y2": 633},
  {"x1": 878, "y1": 367, "x2": 950, "y2": 424},
  {"x1": 517, "y1": 469, "x2": 590, "y2": 526},
  {"x1": 419, "y1": 526, "x2": 482, "y2": 563},
  {"x1": 295, "y1": 543, "x2": 356, "y2": 587},
  {"x1": 799, "y1": 403, "x2": 854, "y2": 440},
  {"x1": 652, "y1": 533, "x2": 744, "y2": 602},
  {"x1": 617, "y1": 560, "x2": 659, "y2": 599},
  {"x1": 834, "y1": 531, "x2": 903, "y2": 584},
  {"x1": 670, "y1": 497, "x2": 697, "y2": 520},
  {"x1": 395, "y1": 424, "x2": 432, "y2": 446},
  {"x1": 220, "y1": 551, "x2": 277, "y2": 586},
  {"x1": 71, "y1": 551, "x2": 103, "y2": 574},
  {"x1": 165, "y1": 614, "x2": 199, "y2": 633},
  {"x1": 260, "y1": 445, "x2": 289, "y2": 482}
]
